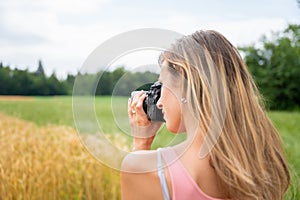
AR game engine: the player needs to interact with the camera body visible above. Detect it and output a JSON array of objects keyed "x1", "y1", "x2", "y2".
[{"x1": 131, "y1": 81, "x2": 165, "y2": 122}]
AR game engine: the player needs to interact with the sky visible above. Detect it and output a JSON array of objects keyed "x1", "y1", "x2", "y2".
[{"x1": 0, "y1": 0, "x2": 299, "y2": 79}]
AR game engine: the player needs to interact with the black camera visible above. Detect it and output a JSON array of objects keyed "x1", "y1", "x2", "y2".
[{"x1": 130, "y1": 81, "x2": 165, "y2": 122}]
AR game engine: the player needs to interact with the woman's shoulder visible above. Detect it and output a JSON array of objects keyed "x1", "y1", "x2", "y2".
[
  {"x1": 121, "y1": 150, "x2": 165, "y2": 200},
  {"x1": 121, "y1": 150, "x2": 158, "y2": 173}
]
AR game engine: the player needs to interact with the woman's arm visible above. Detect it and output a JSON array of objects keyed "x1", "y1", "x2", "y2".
[{"x1": 121, "y1": 152, "x2": 164, "y2": 200}]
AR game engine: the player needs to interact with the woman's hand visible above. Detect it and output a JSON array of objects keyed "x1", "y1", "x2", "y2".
[{"x1": 128, "y1": 91, "x2": 162, "y2": 151}]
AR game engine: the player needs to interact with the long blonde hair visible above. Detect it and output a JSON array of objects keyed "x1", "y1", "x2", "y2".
[{"x1": 159, "y1": 30, "x2": 290, "y2": 199}]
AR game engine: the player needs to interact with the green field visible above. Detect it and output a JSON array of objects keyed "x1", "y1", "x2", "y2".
[{"x1": 0, "y1": 96, "x2": 299, "y2": 199}]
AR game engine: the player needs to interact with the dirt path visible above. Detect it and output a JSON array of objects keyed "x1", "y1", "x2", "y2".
[{"x1": 0, "y1": 95, "x2": 35, "y2": 101}]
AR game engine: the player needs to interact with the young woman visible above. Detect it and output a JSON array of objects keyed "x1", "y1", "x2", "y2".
[{"x1": 121, "y1": 30, "x2": 290, "y2": 200}]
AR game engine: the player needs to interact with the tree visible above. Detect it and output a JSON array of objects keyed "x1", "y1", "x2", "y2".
[
  {"x1": 35, "y1": 59, "x2": 45, "y2": 76},
  {"x1": 47, "y1": 73, "x2": 67, "y2": 95},
  {"x1": 239, "y1": 24, "x2": 300, "y2": 110},
  {"x1": 0, "y1": 65, "x2": 12, "y2": 94},
  {"x1": 11, "y1": 69, "x2": 33, "y2": 95},
  {"x1": 96, "y1": 71, "x2": 112, "y2": 95},
  {"x1": 65, "y1": 74, "x2": 76, "y2": 94}
]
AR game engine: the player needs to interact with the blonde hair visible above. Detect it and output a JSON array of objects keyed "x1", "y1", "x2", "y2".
[{"x1": 159, "y1": 30, "x2": 290, "y2": 199}]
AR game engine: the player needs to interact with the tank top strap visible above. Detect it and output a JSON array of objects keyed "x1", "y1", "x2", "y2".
[{"x1": 157, "y1": 148, "x2": 170, "y2": 200}]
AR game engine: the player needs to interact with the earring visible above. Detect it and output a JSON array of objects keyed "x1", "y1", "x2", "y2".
[{"x1": 181, "y1": 98, "x2": 187, "y2": 104}]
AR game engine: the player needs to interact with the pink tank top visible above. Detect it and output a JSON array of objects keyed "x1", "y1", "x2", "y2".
[{"x1": 159, "y1": 147, "x2": 227, "y2": 200}]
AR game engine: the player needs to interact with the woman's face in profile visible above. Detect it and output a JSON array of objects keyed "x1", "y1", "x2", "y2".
[{"x1": 157, "y1": 62, "x2": 186, "y2": 133}]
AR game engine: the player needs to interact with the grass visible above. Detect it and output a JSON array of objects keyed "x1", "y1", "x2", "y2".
[
  {"x1": 0, "y1": 96, "x2": 74, "y2": 126},
  {"x1": 268, "y1": 112, "x2": 300, "y2": 199},
  {"x1": 0, "y1": 96, "x2": 299, "y2": 199}
]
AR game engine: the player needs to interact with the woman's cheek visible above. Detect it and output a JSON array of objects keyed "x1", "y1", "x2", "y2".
[{"x1": 165, "y1": 106, "x2": 183, "y2": 133}]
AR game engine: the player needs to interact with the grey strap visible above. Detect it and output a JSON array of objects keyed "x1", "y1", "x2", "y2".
[{"x1": 157, "y1": 148, "x2": 170, "y2": 200}]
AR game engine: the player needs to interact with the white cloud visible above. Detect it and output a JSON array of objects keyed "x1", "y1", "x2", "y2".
[
  {"x1": 0, "y1": 0, "x2": 299, "y2": 79},
  {"x1": 0, "y1": 0, "x2": 110, "y2": 14},
  {"x1": 41, "y1": 0, "x2": 110, "y2": 14},
  {"x1": 210, "y1": 18, "x2": 289, "y2": 46},
  {"x1": 158, "y1": 13, "x2": 292, "y2": 46}
]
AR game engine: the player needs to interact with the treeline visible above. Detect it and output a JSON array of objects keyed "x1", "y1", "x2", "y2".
[
  {"x1": 0, "y1": 61, "x2": 158, "y2": 96},
  {"x1": 239, "y1": 24, "x2": 300, "y2": 110},
  {"x1": 0, "y1": 61, "x2": 70, "y2": 95},
  {"x1": 74, "y1": 67, "x2": 159, "y2": 96}
]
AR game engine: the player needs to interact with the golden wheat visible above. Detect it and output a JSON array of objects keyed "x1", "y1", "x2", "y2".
[{"x1": 0, "y1": 114, "x2": 121, "y2": 200}]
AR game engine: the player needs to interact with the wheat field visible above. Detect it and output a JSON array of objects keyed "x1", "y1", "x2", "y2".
[{"x1": 0, "y1": 113, "x2": 121, "y2": 200}]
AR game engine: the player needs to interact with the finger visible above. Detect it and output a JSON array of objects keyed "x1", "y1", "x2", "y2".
[
  {"x1": 131, "y1": 91, "x2": 144, "y2": 104},
  {"x1": 131, "y1": 91, "x2": 144, "y2": 111},
  {"x1": 136, "y1": 93, "x2": 146, "y2": 112},
  {"x1": 128, "y1": 98, "x2": 133, "y2": 118}
]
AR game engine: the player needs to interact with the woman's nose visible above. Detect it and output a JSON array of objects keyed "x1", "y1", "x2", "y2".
[{"x1": 156, "y1": 98, "x2": 163, "y2": 109}]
